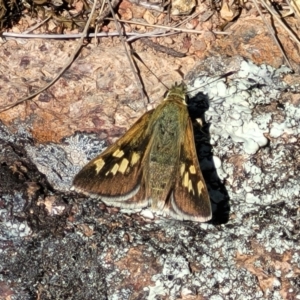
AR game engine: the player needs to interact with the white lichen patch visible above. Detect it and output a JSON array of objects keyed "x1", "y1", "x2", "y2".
[
  {"x1": 188, "y1": 60, "x2": 288, "y2": 155},
  {"x1": 25, "y1": 133, "x2": 106, "y2": 191},
  {"x1": 0, "y1": 193, "x2": 32, "y2": 241},
  {"x1": 145, "y1": 255, "x2": 191, "y2": 300},
  {"x1": 187, "y1": 58, "x2": 300, "y2": 212}
]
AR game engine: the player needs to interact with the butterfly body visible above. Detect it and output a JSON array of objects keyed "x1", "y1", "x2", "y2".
[
  {"x1": 145, "y1": 94, "x2": 188, "y2": 210},
  {"x1": 73, "y1": 84, "x2": 212, "y2": 222}
]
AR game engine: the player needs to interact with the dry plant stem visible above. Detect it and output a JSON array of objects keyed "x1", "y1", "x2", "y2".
[
  {"x1": 259, "y1": 0, "x2": 300, "y2": 48},
  {"x1": 94, "y1": 23, "x2": 101, "y2": 45},
  {"x1": 105, "y1": 18, "x2": 230, "y2": 35},
  {"x1": 252, "y1": 0, "x2": 292, "y2": 69},
  {"x1": 174, "y1": 11, "x2": 202, "y2": 28},
  {"x1": 2, "y1": 31, "x2": 173, "y2": 40},
  {"x1": 94, "y1": 0, "x2": 121, "y2": 45},
  {"x1": 285, "y1": 0, "x2": 300, "y2": 21},
  {"x1": 107, "y1": 0, "x2": 146, "y2": 102},
  {"x1": 0, "y1": 0, "x2": 101, "y2": 113},
  {"x1": 23, "y1": 16, "x2": 52, "y2": 34},
  {"x1": 1, "y1": 11, "x2": 226, "y2": 41},
  {"x1": 126, "y1": 31, "x2": 178, "y2": 42},
  {"x1": 136, "y1": 11, "x2": 203, "y2": 58}
]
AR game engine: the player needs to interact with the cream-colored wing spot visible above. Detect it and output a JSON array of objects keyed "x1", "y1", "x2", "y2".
[
  {"x1": 183, "y1": 171, "x2": 189, "y2": 188},
  {"x1": 118, "y1": 158, "x2": 129, "y2": 174},
  {"x1": 189, "y1": 165, "x2": 196, "y2": 174},
  {"x1": 131, "y1": 152, "x2": 140, "y2": 166},
  {"x1": 112, "y1": 149, "x2": 124, "y2": 158},
  {"x1": 197, "y1": 181, "x2": 205, "y2": 195},
  {"x1": 188, "y1": 179, "x2": 194, "y2": 195},
  {"x1": 94, "y1": 158, "x2": 105, "y2": 174},
  {"x1": 110, "y1": 163, "x2": 119, "y2": 175},
  {"x1": 180, "y1": 163, "x2": 185, "y2": 176}
]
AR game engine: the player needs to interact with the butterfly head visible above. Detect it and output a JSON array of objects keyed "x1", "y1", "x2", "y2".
[{"x1": 165, "y1": 83, "x2": 187, "y2": 105}]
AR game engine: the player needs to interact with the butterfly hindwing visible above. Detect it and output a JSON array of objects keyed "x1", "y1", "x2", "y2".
[{"x1": 169, "y1": 118, "x2": 211, "y2": 222}]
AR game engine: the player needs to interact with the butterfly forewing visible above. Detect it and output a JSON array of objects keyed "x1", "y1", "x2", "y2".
[{"x1": 73, "y1": 109, "x2": 154, "y2": 208}]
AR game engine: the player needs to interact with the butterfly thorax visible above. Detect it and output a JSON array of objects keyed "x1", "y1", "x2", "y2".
[{"x1": 146, "y1": 97, "x2": 189, "y2": 210}]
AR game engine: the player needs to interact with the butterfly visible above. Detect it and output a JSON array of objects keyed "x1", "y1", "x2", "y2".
[{"x1": 73, "y1": 83, "x2": 211, "y2": 222}]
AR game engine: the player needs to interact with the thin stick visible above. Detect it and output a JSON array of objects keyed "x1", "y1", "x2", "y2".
[
  {"x1": 0, "y1": 0, "x2": 102, "y2": 112},
  {"x1": 23, "y1": 16, "x2": 52, "y2": 34},
  {"x1": 1, "y1": 31, "x2": 173, "y2": 40},
  {"x1": 126, "y1": 30, "x2": 178, "y2": 42},
  {"x1": 285, "y1": 0, "x2": 300, "y2": 21},
  {"x1": 105, "y1": 18, "x2": 231, "y2": 35},
  {"x1": 174, "y1": 11, "x2": 202, "y2": 28}
]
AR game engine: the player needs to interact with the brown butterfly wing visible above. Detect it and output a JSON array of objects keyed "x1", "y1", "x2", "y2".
[
  {"x1": 73, "y1": 109, "x2": 155, "y2": 208},
  {"x1": 168, "y1": 118, "x2": 212, "y2": 222}
]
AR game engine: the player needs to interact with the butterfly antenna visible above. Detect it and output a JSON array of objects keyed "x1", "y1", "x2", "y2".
[
  {"x1": 187, "y1": 71, "x2": 236, "y2": 95},
  {"x1": 131, "y1": 50, "x2": 170, "y2": 91}
]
